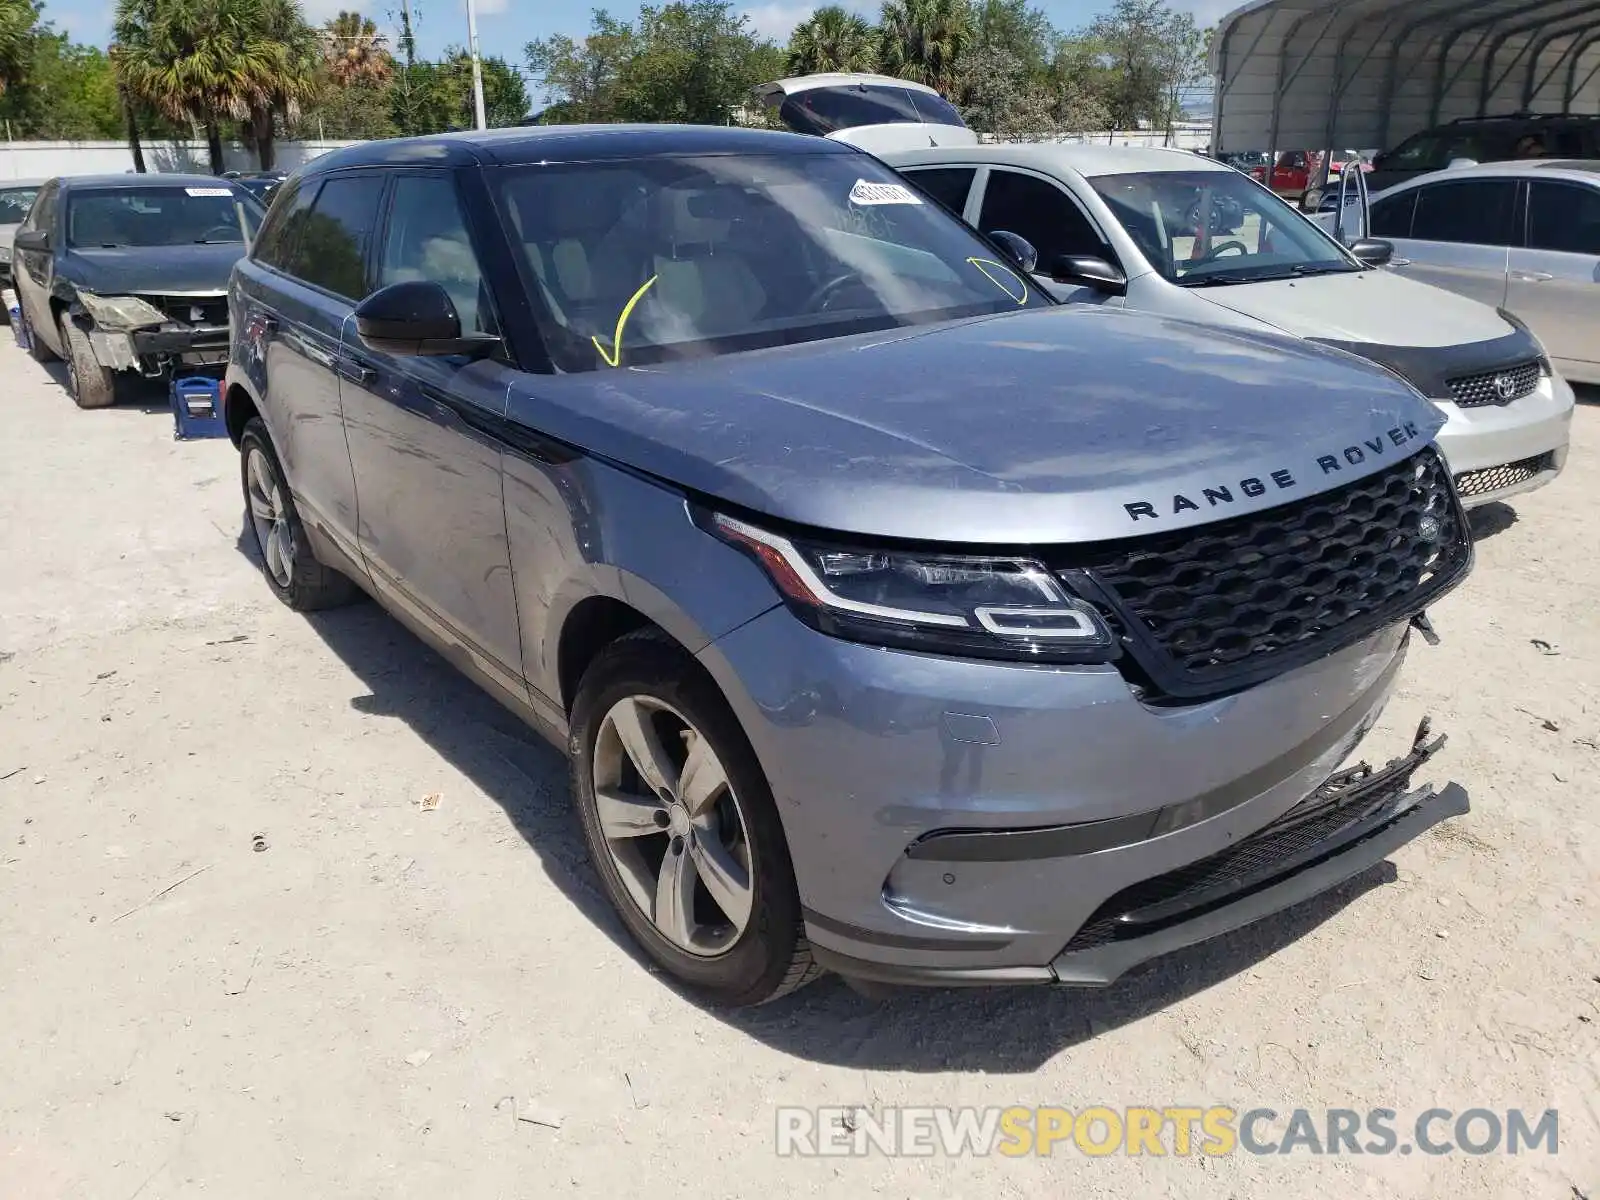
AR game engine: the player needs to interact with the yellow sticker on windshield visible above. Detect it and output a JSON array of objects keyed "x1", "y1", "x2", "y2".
[
  {"x1": 966, "y1": 257, "x2": 1028, "y2": 306},
  {"x1": 591, "y1": 274, "x2": 659, "y2": 368}
]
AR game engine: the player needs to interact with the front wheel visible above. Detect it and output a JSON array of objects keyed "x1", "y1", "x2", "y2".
[
  {"x1": 58, "y1": 312, "x2": 117, "y2": 408},
  {"x1": 569, "y1": 631, "x2": 820, "y2": 1006}
]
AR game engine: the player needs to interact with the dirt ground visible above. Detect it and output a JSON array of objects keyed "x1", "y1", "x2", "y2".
[{"x1": 0, "y1": 336, "x2": 1596, "y2": 1199}]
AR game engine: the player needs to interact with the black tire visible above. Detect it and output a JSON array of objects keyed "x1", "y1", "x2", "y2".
[
  {"x1": 239, "y1": 417, "x2": 360, "y2": 611},
  {"x1": 22, "y1": 297, "x2": 57, "y2": 363},
  {"x1": 58, "y1": 312, "x2": 117, "y2": 408},
  {"x1": 569, "y1": 630, "x2": 820, "y2": 1006}
]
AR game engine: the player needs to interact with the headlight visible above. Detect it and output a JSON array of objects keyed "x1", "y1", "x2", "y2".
[
  {"x1": 704, "y1": 511, "x2": 1117, "y2": 663},
  {"x1": 0, "y1": 245, "x2": 11, "y2": 263},
  {"x1": 76, "y1": 292, "x2": 168, "y2": 331}
]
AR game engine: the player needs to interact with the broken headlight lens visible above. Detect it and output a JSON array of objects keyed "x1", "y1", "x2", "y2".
[
  {"x1": 75, "y1": 292, "x2": 168, "y2": 331},
  {"x1": 705, "y1": 511, "x2": 1116, "y2": 663}
]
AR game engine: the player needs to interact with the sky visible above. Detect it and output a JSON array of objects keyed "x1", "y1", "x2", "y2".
[{"x1": 42, "y1": 0, "x2": 1242, "y2": 87}]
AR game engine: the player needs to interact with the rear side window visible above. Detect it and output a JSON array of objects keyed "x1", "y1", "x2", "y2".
[
  {"x1": 777, "y1": 85, "x2": 965, "y2": 135},
  {"x1": 252, "y1": 180, "x2": 317, "y2": 272},
  {"x1": 286, "y1": 174, "x2": 386, "y2": 300},
  {"x1": 903, "y1": 167, "x2": 976, "y2": 216},
  {"x1": 1526, "y1": 181, "x2": 1600, "y2": 255},
  {"x1": 978, "y1": 169, "x2": 1108, "y2": 265},
  {"x1": 1370, "y1": 190, "x2": 1416, "y2": 237},
  {"x1": 1409, "y1": 180, "x2": 1516, "y2": 246}
]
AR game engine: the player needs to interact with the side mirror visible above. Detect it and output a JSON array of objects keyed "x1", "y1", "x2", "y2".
[
  {"x1": 1347, "y1": 238, "x2": 1394, "y2": 267},
  {"x1": 353, "y1": 280, "x2": 500, "y2": 358},
  {"x1": 1050, "y1": 254, "x2": 1128, "y2": 296},
  {"x1": 985, "y1": 230, "x2": 1038, "y2": 274},
  {"x1": 14, "y1": 228, "x2": 49, "y2": 253}
]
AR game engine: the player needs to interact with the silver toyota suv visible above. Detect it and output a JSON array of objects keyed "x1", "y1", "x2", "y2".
[{"x1": 224, "y1": 125, "x2": 1472, "y2": 1006}]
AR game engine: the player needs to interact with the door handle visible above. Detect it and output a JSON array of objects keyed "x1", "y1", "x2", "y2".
[
  {"x1": 337, "y1": 359, "x2": 376, "y2": 385},
  {"x1": 1511, "y1": 270, "x2": 1554, "y2": 282}
]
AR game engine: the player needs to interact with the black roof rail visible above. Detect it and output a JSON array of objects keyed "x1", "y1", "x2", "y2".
[{"x1": 1447, "y1": 110, "x2": 1599, "y2": 124}]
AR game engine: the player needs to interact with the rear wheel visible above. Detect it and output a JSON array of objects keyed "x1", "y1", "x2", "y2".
[
  {"x1": 239, "y1": 417, "x2": 360, "y2": 611},
  {"x1": 58, "y1": 312, "x2": 116, "y2": 408},
  {"x1": 569, "y1": 631, "x2": 820, "y2": 1006}
]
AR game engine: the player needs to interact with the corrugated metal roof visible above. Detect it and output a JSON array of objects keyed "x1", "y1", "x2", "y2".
[{"x1": 1212, "y1": 0, "x2": 1600, "y2": 152}]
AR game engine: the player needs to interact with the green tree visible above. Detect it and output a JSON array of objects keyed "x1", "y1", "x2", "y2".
[
  {"x1": 955, "y1": 42, "x2": 1052, "y2": 141},
  {"x1": 0, "y1": 33, "x2": 125, "y2": 138},
  {"x1": 878, "y1": 0, "x2": 969, "y2": 97},
  {"x1": 114, "y1": 0, "x2": 318, "y2": 174},
  {"x1": 397, "y1": 47, "x2": 527, "y2": 132},
  {"x1": 527, "y1": 11, "x2": 636, "y2": 123},
  {"x1": 785, "y1": 6, "x2": 877, "y2": 76},
  {"x1": 970, "y1": 0, "x2": 1051, "y2": 70},
  {"x1": 0, "y1": 0, "x2": 36, "y2": 97},
  {"x1": 611, "y1": 2, "x2": 776, "y2": 126},
  {"x1": 1086, "y1": 0, "x2": 1202, "y2": 131},
  {"x1": 325, "y1": 9, "x2": 391, "y2": 86}
]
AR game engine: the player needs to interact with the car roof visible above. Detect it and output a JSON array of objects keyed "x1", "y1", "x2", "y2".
[
  {"x1": 1383, "y1": 159, "x2": 1600, "y2": 189},
  {"x1": 883, "y1": 141, "x2": 1231, "y2": 178},
  {"x1": 302, "y1": 124, "x2": 851, "y2": 175},
  {"x1": 751, "y1": 72, "x2": 944, "y2": 100},
  {"x1": 54, "y1": 173, "x2": 249, "y2": 191}
]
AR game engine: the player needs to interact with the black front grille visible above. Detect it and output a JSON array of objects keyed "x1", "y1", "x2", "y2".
[
  {"x1": 1446, "y1": 360, "x2": 1540, "y2": 408},
  {"x1": 149, "y1": 294, "x2": 228, "y2": 327},
  {"x1": 1055, "y1": 449, "x2": 1471, "y2": 700},
  {"x1": 1454, "y1": 453, "x2": 1554, "y2": 499}
]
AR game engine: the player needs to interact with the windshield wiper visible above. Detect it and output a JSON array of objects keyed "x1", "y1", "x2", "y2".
[
  {"x1": 1178, "y1": 263, "x2": 1361, "y2": 287},
  {"x1": 1286, "y1": 263, "x2": 1361, "y2": 277}
]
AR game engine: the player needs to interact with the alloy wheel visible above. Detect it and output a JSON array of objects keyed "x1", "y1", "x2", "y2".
[
  {"x1": 591, "y1": 695, "x2": 754, "y2": 957},
  {"x1": 245, "y1": 446, "x2": 294, "y2": 588}
]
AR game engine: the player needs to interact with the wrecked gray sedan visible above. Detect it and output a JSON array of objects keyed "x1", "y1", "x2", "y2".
[{"x1": 11, "y1": 174, "x2": 263, "y2": 407}]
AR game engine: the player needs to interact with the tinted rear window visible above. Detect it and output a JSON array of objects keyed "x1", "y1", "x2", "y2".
[
  {"x1": 778, "y1": 84, "x2": 966, "y2": 136},
  {"x1": 1410, "y1": 180, "x2": 1516, "y2": 245}
]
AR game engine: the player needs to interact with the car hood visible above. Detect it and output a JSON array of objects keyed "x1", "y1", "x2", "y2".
[
  {"x1": 513, "y1": 306, "x2": 1445, "y2": 545},
  {"x1": 1194, "y1": 268, "x2": 1515, "y2": 347},
  {"x1": 59, "y1": 243, "x2": 246, "y2": 296}
]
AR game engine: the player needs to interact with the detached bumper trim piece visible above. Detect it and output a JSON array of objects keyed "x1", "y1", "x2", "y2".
[{"x1": 810, "y1": 780, "x2": 1468, "y2": 989}]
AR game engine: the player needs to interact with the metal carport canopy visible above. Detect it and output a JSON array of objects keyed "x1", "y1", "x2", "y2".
[{"x1": 1212, "y1": 0, "x2": 1600, "y2": 153}]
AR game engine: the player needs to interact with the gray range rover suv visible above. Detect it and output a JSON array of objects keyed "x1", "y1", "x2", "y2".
[{"x1": 224, "y1": 125, "x2": 1472, "y2": 1006}]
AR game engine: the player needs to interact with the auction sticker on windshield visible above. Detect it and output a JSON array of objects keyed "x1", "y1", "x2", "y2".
[
  {"x1": 849, "y1": 180, "x2": 922, "y2": 206},
  {"x1": 185, "y1": 187, "x2": 234, "y2": 197}
]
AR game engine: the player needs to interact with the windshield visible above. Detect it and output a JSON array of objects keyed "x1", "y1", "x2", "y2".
[
  {"x1": 777, "y1": 84, "x2": 967, "y2": 136},
  {"x1": 66, "y1": 186, "x2": 265, "y2": 249},
  {"x1": 1086, "y1": 169, "x2": 1358, "y2": 287},
  {"x1": 0, "y1": 186, "x2": 38, "y2": 225},
  {"x1": 506, "y1": 152, "x2": 1050, "y2": 372}
]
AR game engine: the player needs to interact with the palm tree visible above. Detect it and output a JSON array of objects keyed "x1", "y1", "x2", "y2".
[
  {"x1": 879, "y1": 0, "x2": 970, "y2": 96},
  {"x1": 0, "y1": 0, "x2": 33, "y2": 97},
  {"x1": 786, "y1": 7, "x2": 877, "y2": 76},
  {"x1": 325, "y1": 10, "x2": 391, "y2": 87},
  {"x1": 114, "y1": 0, "x2": 318, "y2": 174}
]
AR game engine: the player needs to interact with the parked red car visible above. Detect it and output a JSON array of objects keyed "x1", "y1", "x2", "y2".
[{"x1": 1250, "y1": 151, "x2": 1372, "y2": 210}]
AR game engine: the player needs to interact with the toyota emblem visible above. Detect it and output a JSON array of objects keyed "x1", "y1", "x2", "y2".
[{"x1": 1493, "y1": 372, "x2": 1518, "y2": 402}]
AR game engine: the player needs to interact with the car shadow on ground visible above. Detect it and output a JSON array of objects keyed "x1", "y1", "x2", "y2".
[
  {"x1": 1468, "y1": 501, "x2": 1519, "y2": 542},
  {"x1": 26, "y1": 354, "x2": 176, "y2": 414},
  {"x1": 231, "y1": 513, "x2": 1397, "y2": 1074}
]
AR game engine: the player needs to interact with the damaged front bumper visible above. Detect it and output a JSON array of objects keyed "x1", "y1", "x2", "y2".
[
  {"x1": 811, "y1": 719, "x2": 1467, "y2": 988},
  {"x1": 75, "y1": 292, "x2": 230, "y2": 372}
]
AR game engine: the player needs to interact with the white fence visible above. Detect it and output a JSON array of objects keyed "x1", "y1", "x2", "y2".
[
  {"x1": 0, "y1": 139, "x2": 366, "y2": 181},
  {"x1": 981, "y1": 123, "x2": 1211, "y2": 151}
]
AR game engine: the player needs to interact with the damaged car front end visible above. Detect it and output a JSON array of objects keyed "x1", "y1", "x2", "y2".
[{"x1": 73, "y1": 290, "x2": 231, "y2": 375}]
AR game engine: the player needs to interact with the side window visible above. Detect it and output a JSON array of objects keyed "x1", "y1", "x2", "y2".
[
  {"x1": 1370, "y1": 190, "x2": 1416, "y2": 238},
  {"x1": 978, "y1": 169, "x2": 1108, "y2": 267},
  {"x1": 286, "y1": 174, "x2": 386, "y2": 300},
  {"x1": 1527, "y1": 182, "x2": 1600, "y2": 255},
  {"x1": 1385, "y1": 134, "x2": 1445, "y2": 171},
  {"x1": 377, "y1": 174, "x2": 497, "y2": 336},
  {"x1": 902, "y1": 167, "x2": 976, "y2": 216},
  {"x1": 27, "y1": 182, "x2": 59, "y2": 234},
  {"x1": 252, "y1": 180, "x2": 317, "y2": 272},
  {"x1": 1409, "y1": 180, "x2": 1516, "y2": 246}
]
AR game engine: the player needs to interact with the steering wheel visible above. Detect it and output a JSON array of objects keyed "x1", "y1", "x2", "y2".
[
  {"x1": 804, "y1": 272, "x2": 876, "y2": 313},
  {"x1": 198, "y1": 223, "x2": 239, "y2": 242},
  {"x1": 1195, "y1": 239, "x2": 1250, "y2": 264}
]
